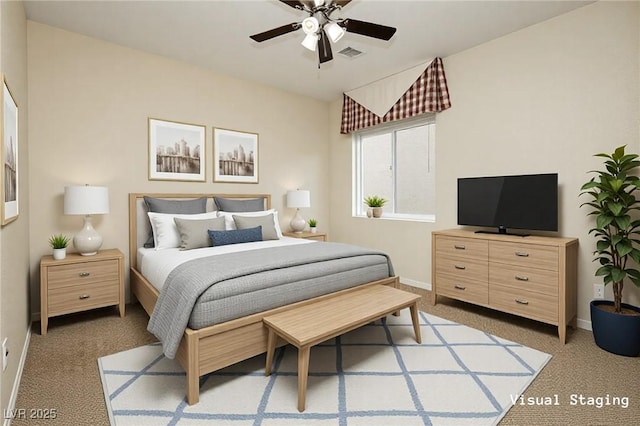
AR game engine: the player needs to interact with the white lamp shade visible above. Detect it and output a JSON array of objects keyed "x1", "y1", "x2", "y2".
[
  {"x1": 64, "y1": 185, "x2": 110, "y2": 215},
  {"x1": 301, "y1": 33, "x2": 318, "y2": 51},
  {"x1": 325, "y1": 22, "x2": 345, "y2": 43},
  {"x1": 287, "y1": 190, "x2": 311, "y2": 209},
  {"x1": 302, "y1": 16, "x2": 320, "y2": 35}
]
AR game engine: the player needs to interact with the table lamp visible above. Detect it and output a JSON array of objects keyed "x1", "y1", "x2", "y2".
[
  {"x1": 286, "y1": 189, "x2": 310, "y2": 233},
  {"x1": 64, "y1": 185, "x2": 110, "y2": 255}
]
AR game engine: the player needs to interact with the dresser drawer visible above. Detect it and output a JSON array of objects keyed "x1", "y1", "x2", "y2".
[
  {"x1": 489, "y1": 284, "x2": 557, "y2": 324},
  {"x1": 436, "y1": 236, "x2": 488, "y2": 260},
  {"x1": 48, "y1": 282, "x2": 119, "y2": 317},
  {"x1": 489, "y1": 241, "x2": 558, "y2": 271},
  {"x1": 436, "y1": 254, "x2": 488, "y2": 282},
  {"x1": 47, "y1": 259, "x2": 119, "y2": 289},
  {"x1": 435, "y1": 274, "x2": 488, "y2": 305},
  {"x1": 489, "y1": 264, "x2": 558, "y2": 296}
]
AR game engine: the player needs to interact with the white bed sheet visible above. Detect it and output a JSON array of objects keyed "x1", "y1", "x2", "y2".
[{"x1": 138, "y1": 237, "x2": 315, "y2": 291}]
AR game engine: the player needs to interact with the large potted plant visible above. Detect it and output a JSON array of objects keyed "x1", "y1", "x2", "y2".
[{"x1": 580, "y1": 145, "x2": 640, "y2": 357}]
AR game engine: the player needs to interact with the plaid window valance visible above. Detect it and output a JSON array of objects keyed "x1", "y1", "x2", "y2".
[{"x1": 340, "y1": 57, "x2": 451, "y2": 134}]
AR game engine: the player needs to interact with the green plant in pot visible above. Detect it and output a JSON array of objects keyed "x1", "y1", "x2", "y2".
[
  {"x1": 49, "y1": 234, "x2": 70, "y2": 260},
  {"x1": 580, "y1": 145, "x2": 640, "y2": 357},
  {"x1": 364, "y1": 195, "x2": 387, "y2": 218},
  {"x1": 308, "y1": 218, "x2": 318, "y2": 233}
]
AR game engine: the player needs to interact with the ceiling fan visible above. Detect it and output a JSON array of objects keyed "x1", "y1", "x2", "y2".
[{"x1": 250, "y1": 0, "x2": 397, "y2": 66}]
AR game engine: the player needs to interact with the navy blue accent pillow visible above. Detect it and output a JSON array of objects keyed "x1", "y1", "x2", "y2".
[{"x1": 208, "y1": 226, "x2": 263, "y2": 247}]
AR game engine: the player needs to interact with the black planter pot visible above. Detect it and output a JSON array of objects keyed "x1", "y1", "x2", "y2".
[{"x1": 590, "y1": 300, "x2": 640, "y2": 357}]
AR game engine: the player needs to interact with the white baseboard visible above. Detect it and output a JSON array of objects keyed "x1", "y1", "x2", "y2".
[
  {"x1": 399, "y1": 277, "x2": 431, "y2": 291},
  {"x1": 3, "y1": 325, "x2": 31, "y2": 426},
  {"x1": 576, "y1": 318, "x2": 592, "y2": 331}
]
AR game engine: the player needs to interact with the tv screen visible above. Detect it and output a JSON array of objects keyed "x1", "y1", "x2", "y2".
[{"x1": 457, "y1": 173, "x2": 558, "y2": 234}]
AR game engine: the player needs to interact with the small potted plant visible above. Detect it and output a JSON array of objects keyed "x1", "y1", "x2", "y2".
[
  {"x1": 364, "y1": 195, "x2": 387, "y2": 218},
  {"x1": 580, "y1": 145, "x2": 640, "y2": 356},
  {"x1": 308, "y1": 218, "x2": 318, "y2": 233},
  {"x1": 49, "y1": 234, "x2": 70, "y2": 260}
]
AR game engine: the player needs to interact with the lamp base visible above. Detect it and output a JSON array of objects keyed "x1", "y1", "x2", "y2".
[
  {"x1": 290, "y1": 209, "x2": 306, "y2": 233},
  {"x1": 74, "y1": 215, "x2": 103, "y2": 256}
]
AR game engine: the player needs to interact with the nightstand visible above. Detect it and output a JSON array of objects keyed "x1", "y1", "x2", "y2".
[
  {"x1": 40, "y1": 248, "x2": 125, "y2": 335},
  {"x1": 283, "y1": 231, "x2": 328, "y2": 242}
]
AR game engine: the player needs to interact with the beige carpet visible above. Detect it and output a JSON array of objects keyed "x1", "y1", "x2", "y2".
[{"x1": 13, "y1": 286, "x2": 640, "y2": 425}]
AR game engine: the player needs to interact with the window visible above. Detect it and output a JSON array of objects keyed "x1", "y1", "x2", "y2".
[{"x1": 353, "y1": 116, "x2": 436, "y2": 221}]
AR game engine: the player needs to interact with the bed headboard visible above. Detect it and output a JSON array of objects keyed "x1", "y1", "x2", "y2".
[{"x1": 128, "y1": 193, "x2": 272, "y2": 270}]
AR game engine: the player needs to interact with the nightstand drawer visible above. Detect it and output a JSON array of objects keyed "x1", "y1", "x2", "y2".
[
  {"x1": 47, "y1": 259, "x2": 119, "y2": 289},
  {"x1": 48, "y1": 282, "x2": 119, "y2": 317}
]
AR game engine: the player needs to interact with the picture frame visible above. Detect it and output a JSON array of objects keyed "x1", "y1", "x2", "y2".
[
  {"x1": 148, "y1": 118, "x2": 206, "y2": 182},
  {"x1": 213, "y1": 127, "x2": 259, "y2": 184},
  {"x1": 2, "y1": 74, "x2": 18, "y2": 226}
]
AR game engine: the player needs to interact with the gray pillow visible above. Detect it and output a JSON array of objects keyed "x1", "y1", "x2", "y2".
[
  {"x1": 208, "y1": 226, "x2": 263, "y2": 247},
  {"x1": 143, "y1": 196, "x2": 208, "y2": 248},
  {"x1": 214, "y1": 197, "x2": 265, "y2": 212},
  {"x1": 233, "y1": 214, "x2": 279, "y2": 240},
  {"x1": 174, "y1": 216, "x2": 225, "y2": 250}
]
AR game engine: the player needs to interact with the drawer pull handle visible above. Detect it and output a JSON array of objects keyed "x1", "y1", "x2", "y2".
[
  {"x1": 79, "y1": 294, "x2": 90, "y2": 300},
  {"x1": 454, "y1": 265, "x2": 466, "y2": 270},
  {"x1": 515, "y1": 275, "x2": 529, "y2": 282},
  {"x1": 454, "y1": 285, "x2": 466, "y2": 290},
  {"x1": 454, "y1": 245, "x2": 466, "y2": 250},
  {"x1": 515, "y1": 252, "x2": 529, "y2": 257},
  {"x1": 79, "y1": 272, "x2": 91, "y2": 277},
  {"x1": 515, "y1": 299, "x2": 529, "y2": 305}
]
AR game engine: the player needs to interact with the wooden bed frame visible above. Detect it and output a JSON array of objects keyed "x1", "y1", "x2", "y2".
[{"x1": 128, "y1": 193, "x2": 399, "y2": 405}]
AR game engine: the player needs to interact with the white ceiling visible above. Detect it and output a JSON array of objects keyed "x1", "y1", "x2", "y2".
[{"x1": 23, "y1": 0, "x2": 593, "y2": 102}]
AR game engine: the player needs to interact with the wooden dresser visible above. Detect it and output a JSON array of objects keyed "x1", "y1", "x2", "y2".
[
  {"x1": 40, "y1": 248, "x2": 125, "y2": 335},
  {"x1": 431, "y1": 229, "x2": 578, "y2": 343}
]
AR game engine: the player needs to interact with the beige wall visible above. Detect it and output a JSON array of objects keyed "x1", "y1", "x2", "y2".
[
  {"x1": 330, "y1": 1, "x2": 640, "y2": 327},
  {"x1": 1, "y1": 0, "x2": 29, "y2": 415},
  {"x1": 26, "y1": 22, "x2": 330, "y2": 315}
]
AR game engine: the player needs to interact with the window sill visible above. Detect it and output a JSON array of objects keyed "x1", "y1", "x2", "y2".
[{"x1": 353, "y1": 214, "x2": 435, "y2": 223}]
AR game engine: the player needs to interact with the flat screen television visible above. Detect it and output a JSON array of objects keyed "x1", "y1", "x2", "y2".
[{"x1": 457, "y1": 173, "x2": 558, "y2": 236}]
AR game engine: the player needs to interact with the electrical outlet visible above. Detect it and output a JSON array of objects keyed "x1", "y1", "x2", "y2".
[
  {"x1": 594, "y1": 283, "x2": 605, "y2": 300},
  {"x1": 2, "y1": 338, "x2": 7, "y2": 372}
]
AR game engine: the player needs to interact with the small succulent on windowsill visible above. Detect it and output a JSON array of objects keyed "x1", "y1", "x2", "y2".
[
  {"x1": 48, "y1": 234, "x2": 71, "y2": 249},
  {"x1": 363, "y1": 195, "x2": 387, "y2": 208}
]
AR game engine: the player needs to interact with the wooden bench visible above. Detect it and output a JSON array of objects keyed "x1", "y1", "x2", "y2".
[{"x1": 263, "y1": 284, "x2": 422, "y2": 412}]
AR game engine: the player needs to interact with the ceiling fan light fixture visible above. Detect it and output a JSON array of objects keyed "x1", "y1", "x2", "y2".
[
  {"x1": 301, "y1": 33, "x2": 318, "y2": 51},
  {"x1": 325, "y1": 22, "x2": 345, "y2": 43},
  {"x1": 301, "y1": 16, "x2": 320, "y2": 35}
]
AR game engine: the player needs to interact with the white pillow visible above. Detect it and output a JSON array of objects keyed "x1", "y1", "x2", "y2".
[
  {"x1": 217, "y1": 209, "x2": 284, "y2": 238},
  {"x1": 148, "y1": 211, "x2": 218, "y2": 250}
]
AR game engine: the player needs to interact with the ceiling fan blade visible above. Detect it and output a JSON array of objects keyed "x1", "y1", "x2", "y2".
[
  {"x1": 333, "y1": 0, "x2": 353, "y2": 7},
  {"x1": 279, "y1": 0, "x2": 306, "y2": 10},
  {"x1": 318, "y1": 30, "x2": 333, "y2": 64},
  {"x1": 250, "y1": 23, "x2": 301, "y2": 42},
  {"x1": 340, "y1": 18, "x2": 396, "y2": 41}
]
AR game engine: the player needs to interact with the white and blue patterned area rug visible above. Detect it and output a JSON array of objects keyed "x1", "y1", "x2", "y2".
[{"x1": 98, "y1": 310, "x2": 551, "y2": 425}]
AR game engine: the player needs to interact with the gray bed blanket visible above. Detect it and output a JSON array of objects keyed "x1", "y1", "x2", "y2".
[{"x1": 147, "y1": 242, "x2": 394, "y2": 358}]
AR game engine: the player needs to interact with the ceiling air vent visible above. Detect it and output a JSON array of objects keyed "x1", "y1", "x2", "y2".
[{"x1": 338, "y1": 47, "x2": 364, "y2": 58}]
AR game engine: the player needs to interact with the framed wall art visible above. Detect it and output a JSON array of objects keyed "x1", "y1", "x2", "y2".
[
  {"x1": 213, "y1": 127, "x2": 259, "y2": 184},
  {"x1": 2, "y1": 74, "x2": 18, "y2": 225},
  {"x1": 148, "y1": 118, "x2": 206, "y2": 182}
]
